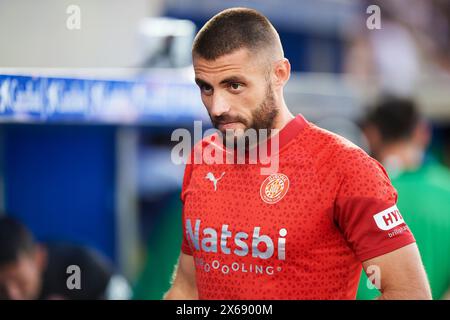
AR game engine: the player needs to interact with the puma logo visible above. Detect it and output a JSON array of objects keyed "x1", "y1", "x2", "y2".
[{"x1": 205, "y1": 172, "x2": 225, "y2": 191}]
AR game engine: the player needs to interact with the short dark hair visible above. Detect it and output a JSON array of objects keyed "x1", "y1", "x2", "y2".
[
  {"x1": 0, "y1": 216, "x2": 35, "y2": 266},
  {"x1": 192, "y1": 7, "x2": 280, "y2": 60},
  {"x1": 364, "y1": 97, "x2": 421, "y2": 143}
]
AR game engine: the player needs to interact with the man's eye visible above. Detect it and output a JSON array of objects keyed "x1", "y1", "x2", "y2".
[
  {"x1": 201, "y1": 85, "x2": 213, "y2": 94},
  {"x1": 230, "y1": 83, "x2": 242, "y2": 91}
]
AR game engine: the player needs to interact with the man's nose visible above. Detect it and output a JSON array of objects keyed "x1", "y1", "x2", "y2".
[{"x1": 209, "y1": 93, "x2": 230, "y2": 118}]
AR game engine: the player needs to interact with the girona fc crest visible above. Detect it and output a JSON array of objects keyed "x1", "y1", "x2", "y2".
[{"x1": 260, "y1": 173, "x2": 290, "y2": 204}]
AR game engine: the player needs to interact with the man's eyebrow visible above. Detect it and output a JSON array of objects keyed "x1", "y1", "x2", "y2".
[
  {"x1": 219, "y1": 76, "x2": 245, "y2": 85},
  {"x1": 194, "y1": 78, "x2": 211, "y2": 87},
  {"x1": 194, "y1": 76, "x2": 246, "y2": 87}
]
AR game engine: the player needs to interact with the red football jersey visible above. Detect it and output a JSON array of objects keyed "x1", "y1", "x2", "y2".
[{"x1": 180, "y1": 114, "x2": 415, "y2": 299}]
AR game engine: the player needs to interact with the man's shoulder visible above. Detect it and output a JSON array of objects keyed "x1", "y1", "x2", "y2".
[
  {"x1": 403, "y1": 161, "x2": 450, "y2": 195},
  {"x1": 40, "y1": 242, "x2": 114, "y2": 300},
  {"x1": 188, "y1": 132, "x2": 222, "y2": 163},
  {"x1": 45, "y1": 242, "x2": 113, "y2": 272},
  {"x1": 300, "y1": 123, "x2": 374, "y2": 169}
]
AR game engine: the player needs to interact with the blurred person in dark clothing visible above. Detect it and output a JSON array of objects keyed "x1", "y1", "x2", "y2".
[
  {"x1": 358, "y1": 97, "x2": 450, "y2": 300},
  {"x1": 363, "y1": 98, "x2": 430, "y2": 175},
  {"x1": 0, "y1": 216, "x2": 131, "y2": 300}
]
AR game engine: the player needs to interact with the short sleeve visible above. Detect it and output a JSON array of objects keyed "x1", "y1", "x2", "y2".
[{"x1": 334, "y1": 149, "x2": 416, "y2": 262}]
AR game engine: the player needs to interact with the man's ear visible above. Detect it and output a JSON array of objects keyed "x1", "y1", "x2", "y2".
[
  {"x1": 363, "y1": 124, "x2": 382, "y2": 155},
  {"x1": 273, "y1": 58, "x2": 291, "y2": 87},
  {"x1": 34, "y1": 244, "x2": 47, "y2": 272},
  {"x1": 412, "y1": 120, "x2": 431, "y2": 149}
]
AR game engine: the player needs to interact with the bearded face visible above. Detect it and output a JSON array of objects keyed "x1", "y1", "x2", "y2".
[
  {"x1": 210, "y1": 82, "x2": 278, "y2": 149},
  {"x1": 194, "y1": 48, "x2": 279, "y2": 151}
]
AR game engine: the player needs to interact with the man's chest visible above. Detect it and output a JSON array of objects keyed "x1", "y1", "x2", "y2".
[{"x1": 182, "y1": 162, "x2": 338, "y2": 255}]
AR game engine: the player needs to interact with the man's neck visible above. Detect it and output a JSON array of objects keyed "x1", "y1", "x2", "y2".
[
  {"x1": 271, "y1": 104, "x2": 295, "y2": 135},
  {"x1": 378, "y1": 142, "x2": 424, "y2": 174}
]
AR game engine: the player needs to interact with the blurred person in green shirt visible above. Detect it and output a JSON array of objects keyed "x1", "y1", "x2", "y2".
[{"x1": 357, "y1": 97, "x2": 450, "y2": 300}]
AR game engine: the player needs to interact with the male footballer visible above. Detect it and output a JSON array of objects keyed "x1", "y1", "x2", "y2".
[{"x1": 164, "y1": 8, "x2": 431, "y2": 300}]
